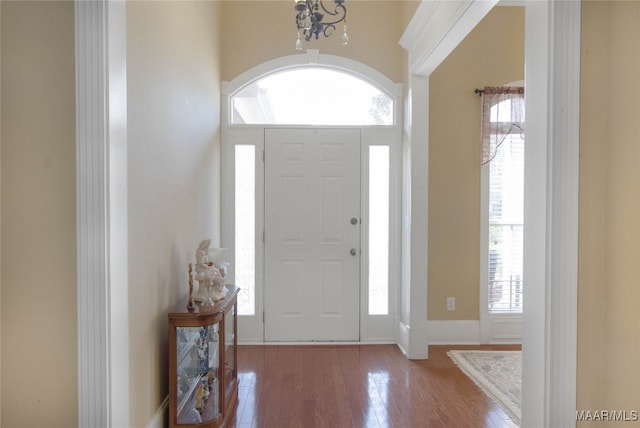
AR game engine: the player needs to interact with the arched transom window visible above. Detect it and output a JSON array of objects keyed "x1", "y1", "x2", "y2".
[{"x1": 231, "y1": 67, "x2": 394, "y2": 126}]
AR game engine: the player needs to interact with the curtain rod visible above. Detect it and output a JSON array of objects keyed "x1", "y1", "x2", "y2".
[{"x1": 475, "y1": 87, "x2": 524, "y2": 96}]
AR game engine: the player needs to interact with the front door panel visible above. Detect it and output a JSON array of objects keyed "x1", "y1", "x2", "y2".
[{"x1": 264, "y1": 128, "x2": 361, "y2": 341}]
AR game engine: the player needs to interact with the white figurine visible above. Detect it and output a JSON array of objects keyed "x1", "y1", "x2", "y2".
[{"x1": 192, "y1": 240, "x2": 228, "y2": 304}]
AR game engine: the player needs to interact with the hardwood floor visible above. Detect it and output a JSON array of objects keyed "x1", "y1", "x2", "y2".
[{"x1": 228, "y1": 344, "x2": 521, "y2": 428}]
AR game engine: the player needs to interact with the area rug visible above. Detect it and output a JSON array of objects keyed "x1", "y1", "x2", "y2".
[{"x1": 447, "y1": 350, "x2": 521, "y2": 425}]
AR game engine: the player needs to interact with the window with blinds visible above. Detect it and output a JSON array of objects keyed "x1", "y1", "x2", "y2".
[{"x1": 486, "y1": 97, "x2": 524, "y2": 314}]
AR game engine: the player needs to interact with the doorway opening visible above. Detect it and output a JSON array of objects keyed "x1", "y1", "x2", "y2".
[{"x1": 400, "y1": 1, "x2": 580, "y2": 424}]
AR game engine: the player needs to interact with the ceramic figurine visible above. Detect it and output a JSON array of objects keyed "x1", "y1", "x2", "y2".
[
  {"x1": 195, "y1": 383, "x2": 205, "y2": 411},
  {"x1": 192, "y1": 240, "x2": 230, "y2": 304},
  {"x1": 193, "y1": 239, "x2": 216, "y2": 304}
]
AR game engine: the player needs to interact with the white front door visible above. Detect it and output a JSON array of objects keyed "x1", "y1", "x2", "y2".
[{"x1": 264, "y1": 128, "x2": 361, "y2": 341}]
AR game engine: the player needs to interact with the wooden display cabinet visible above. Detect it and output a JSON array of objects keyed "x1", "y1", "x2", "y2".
[{"x1": 168, "y1": 285, "x2": 239, "y2": 427}]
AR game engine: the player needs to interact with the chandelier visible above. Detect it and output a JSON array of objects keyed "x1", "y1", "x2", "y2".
[{"x1": 294, "y1": 0, "x2": 348, "y2": 50}]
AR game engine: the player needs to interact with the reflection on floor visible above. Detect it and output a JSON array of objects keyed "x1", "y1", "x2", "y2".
[{"x1": 227, "y1": 344, "x2": 520, "y2": 428}]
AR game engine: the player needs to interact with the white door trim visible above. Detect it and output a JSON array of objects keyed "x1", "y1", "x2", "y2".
[
  {"x1": 400, "y1": 0, "x2": 580, "y2": 426},
  {"x1": 221, "y1": 55, "x2": 402, "y2": 344}
]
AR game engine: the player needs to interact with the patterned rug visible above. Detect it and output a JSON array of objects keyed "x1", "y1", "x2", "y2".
[{"x1": 447, "y1": 350, "x2": 521, "y2": 425}]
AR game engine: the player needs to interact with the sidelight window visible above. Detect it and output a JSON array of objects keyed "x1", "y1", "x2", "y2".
[
  {"x1": 235, "y1": 145, "x2": 255, "y2": 316},
  {"x1": 368, "y1": 146, "x2": 390, "y2": 315}
]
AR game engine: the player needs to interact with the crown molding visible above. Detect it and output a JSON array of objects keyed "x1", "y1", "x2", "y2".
[{"x1": 400, "y1": 0, "x2": 498, "y2": 76}]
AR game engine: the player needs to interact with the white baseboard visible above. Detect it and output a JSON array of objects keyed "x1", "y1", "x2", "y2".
[
  {"x1": 427, "y1": 320, "x2": 481, "y2": 344},
  {"x1": 484, "y1": 315, "x2": 522, "y2": 344},
  {"x1": 238, "y1": 319, "x2": 520, "y2": 351},
  {"x1": 148, "y1": 396, "x2": 169, "y2": 428},
  {"x1": 427, "y1": 319, "x2": 522, "y2": 345}
]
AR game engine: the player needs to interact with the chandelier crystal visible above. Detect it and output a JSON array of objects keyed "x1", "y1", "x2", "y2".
[{"x1": 294, "y1": 0, "x2": 348, "y2": 50}]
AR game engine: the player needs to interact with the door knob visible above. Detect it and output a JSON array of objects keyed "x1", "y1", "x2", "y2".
[
  {"x1": 350, "y1": 248, "x2": 360, "y2": 256},
  {"x1": 350, "y1": 217, "x2": 359, "y2": 225}
]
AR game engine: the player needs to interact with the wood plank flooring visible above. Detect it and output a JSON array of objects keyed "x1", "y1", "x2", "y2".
[{"x1": 228, "y1": 344, "x2": 521, "y2": 428}]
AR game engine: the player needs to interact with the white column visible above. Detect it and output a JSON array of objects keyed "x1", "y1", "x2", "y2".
[
  {"x1": 402, "y1": 74, "x2": 429, "y2": 359},
  {"x1": 547, "y1": 3, "x2": 580, "y2": 424},
  {"x1": 522, "y1": 0, "x2": 580, "y2": 426},
  {"x1": 75, "y1": 1, "x2": 129, "y2": 426}
]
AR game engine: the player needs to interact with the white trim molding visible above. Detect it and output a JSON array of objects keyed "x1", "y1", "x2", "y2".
[
  {"x1": 223, "y1": 49, "x2": 402, "y2": 99},
  {"x1": 537, "y1": 1, "x2": 580, "y2": 426},
  {"x1": 521, "y1": 2, "x2": 580, "y2": 427},
  {"x1": 427, "y1": 321, "x2": 481, "y2": 345},
  {"x1": 75, "y1": 0, "x2": 129, "y2": 426},
  {"x1": 400, "y1": 0, "x2": 499, "y2": 76},
  {"x1": 426, "y1": 319, "x2": 521, "y2": 345}
]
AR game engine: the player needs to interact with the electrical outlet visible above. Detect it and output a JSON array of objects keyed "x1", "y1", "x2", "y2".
[{"x1": 447, "y1": 297, "x2": 456, "y2": 311}]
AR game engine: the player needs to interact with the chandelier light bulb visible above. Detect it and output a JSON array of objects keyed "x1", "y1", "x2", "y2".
[{"x1": 295, "y1": 0, "x2": 308, "y2": 13}]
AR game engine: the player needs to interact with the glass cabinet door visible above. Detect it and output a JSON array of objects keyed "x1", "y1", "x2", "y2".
[
  {"x1": 175, "y1": 324, "x2": 220, "y2": 424},
  {"x1": 223, "y1": 305, "x2": 236, "y2": 403}
]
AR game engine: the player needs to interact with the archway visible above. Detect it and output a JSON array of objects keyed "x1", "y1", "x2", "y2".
[{"x1": 400, "y1": 1, "x2": 580, "y2": 425}]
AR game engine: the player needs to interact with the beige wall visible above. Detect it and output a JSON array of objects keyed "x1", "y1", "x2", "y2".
[
  {"x1": 427, "y1": 7, "x2": 524, "y2": 320},
  {"x1": 0, "y1": 1, "x2": 78, "y2": 426},
  {"x1": 221, "y1": 0, "x2": 412, "y2": 83},
  {"x1": 126, "y1": 1, "x2": 223, "y2": 425},
  {"x1": 578, "y1": 0, "x2": 640, "y2": 422}
]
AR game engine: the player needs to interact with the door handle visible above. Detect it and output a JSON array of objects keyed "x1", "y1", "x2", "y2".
[
  {"x1": 350, "y1": 217, "x2": 359, "y2": 225},
  {"x1": 350, "y1": 248, "x2": 360, "y2": 256}
]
